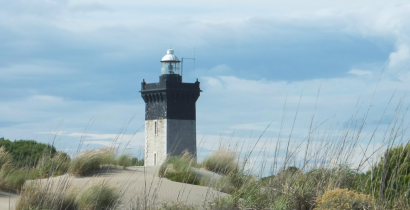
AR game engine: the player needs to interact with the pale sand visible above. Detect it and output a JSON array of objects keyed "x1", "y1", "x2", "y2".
[
  {"x1": 0, "y1": 191, "x2": 18, "y2": 210},
  {"x1": 0, "y1": 166, "x2": 226, "y2": 210}
]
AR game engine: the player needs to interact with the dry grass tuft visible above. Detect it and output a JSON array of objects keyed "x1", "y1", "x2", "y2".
[
  {"x1": 159, "y1": 151, "x2": 199, "y2": 185},
  {"x1": 76, "y1": 182, "x2": 120, "y2": 210},
  {"x1": 16, "y1": 180, "x2": 119, "y2": 210},
  {"x1": 202, "y1": 147, "x2": 238, "y2": 175},
  {"x1": 15, "y1": 181, "x2": 76, "y2": 210},
  {"x1": 70, "y1": 147, "x2": 116, "y2": 176}
]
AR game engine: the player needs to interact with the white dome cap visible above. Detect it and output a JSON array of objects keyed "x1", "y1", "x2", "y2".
[{"x1": 161, "y1": 49, "x2": 180, "y2": 62}]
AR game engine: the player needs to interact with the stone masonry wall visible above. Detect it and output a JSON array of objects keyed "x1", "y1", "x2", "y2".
[{"x1": 144, "y1": 119, "x2": 167, "y2": 166}]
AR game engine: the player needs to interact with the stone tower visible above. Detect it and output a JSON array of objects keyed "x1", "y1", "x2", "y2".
[{"x1": 140, "y1": 49, "x2": 201, "y2": 166}]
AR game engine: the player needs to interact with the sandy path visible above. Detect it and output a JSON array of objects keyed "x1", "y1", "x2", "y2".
[
  {"x1": 0, "y1": 191, "x2": 18, "y2": 210},
  {"x1": 0, "y1": 166, "x2": 226, "y2": 210}
]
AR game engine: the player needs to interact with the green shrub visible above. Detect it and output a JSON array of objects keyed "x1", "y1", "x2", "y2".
[
  {"x1": 70, "y1": 148, "x2": 115, "y2": 176},
  {"x1": 0, "y1": 138, "x2": 59, "y2": 167},
  {"x1": 203, "y1": 147, "x2": 238, "y2": 175},
  {"x1": 131, "y1": 157, "x2": 144, "y2": 166},
  {"x1": 116, "y1": 154, "x2": 132, "y2": 169},
  {"x1": 76, "y1": 183, "x2": 120, "y2": 210},
  {"x1": 315, "y1": 188, "x2": 373, "y2": 210}
]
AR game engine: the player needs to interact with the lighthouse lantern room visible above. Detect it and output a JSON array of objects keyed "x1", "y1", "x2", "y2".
[{"x1": 161, "y1": 49, "x2": 181, "y2": 75}]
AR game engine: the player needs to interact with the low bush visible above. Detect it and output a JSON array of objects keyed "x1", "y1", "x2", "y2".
[
  {"x1": 0, "y1": 150, "x2": 71, "y2": 191},
  {"x1": 202, "y1": 147, "x2": 238, "y2": 175},
  {"x1": 315, "y1": 188, "x2": 373, "y2": 210},
  {"x1": 0, "y1": 138, "x2": 59, "y2": 167},
  {"x1": 116, "y1": 154, "x2": 132, "y2": 169},
  {"x1": 132, "y1": 157, "x2": 144, "y2": 166}
]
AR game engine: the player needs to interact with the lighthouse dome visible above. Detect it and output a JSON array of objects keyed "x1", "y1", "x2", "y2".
[{"x1": 161, "y1": 49, "x2": 179, "y2": 62}]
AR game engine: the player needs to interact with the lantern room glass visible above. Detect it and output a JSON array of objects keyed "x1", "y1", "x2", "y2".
[{"x1": 161, "y1": 61, "x2": 180, "y2": 75}]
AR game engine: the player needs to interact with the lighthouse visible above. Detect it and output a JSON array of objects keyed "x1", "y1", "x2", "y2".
[{"x1": 140, "y1": 49, "x2": 201, "y2": 166}]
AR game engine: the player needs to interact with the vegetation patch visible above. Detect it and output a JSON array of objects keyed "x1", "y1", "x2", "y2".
[
  {"x1": 16, "y1": 181, "x2": 119, "y2": 210},
  {"x1": 159, "y1": 152, "x2": 200, "y2": 185},
  {"x1": 0, "y1": 138, "x2": 59, "y2": 167},
  {"x1": 202, "y1": 147, "x2": 238, "y2": 175},
  {"x1": 70, "y1": 148, "x2": 116, "y2": 176},
  {"x1": 76, "y1": 183, "x2": 120, "y2": 210},
  {"x1": 316, "y1": 188, "x2": 373, "y2": 210},
  {"x1": 160, "y1": 201, "x2": 196, "y2": 210},
  {"x1": 131, "y1": 157, "x2": 145, "y2": 166},
  {"x1": 15, "y1": 182, "x2": 77, "y2": 210},
  {"x1": 164, "y1": 171, "x2": 199, "y2": 185},
  {"x1": 116, "y1": 154, "x2": 132, "y2": 169},
  {"x1": 361, "y1": 144, "x2": 410, "y2": 208}
]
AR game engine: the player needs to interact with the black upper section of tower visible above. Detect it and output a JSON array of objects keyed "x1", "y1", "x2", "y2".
[{"x1": 140, "y1": 74, "x2": 201, "y2": 120}]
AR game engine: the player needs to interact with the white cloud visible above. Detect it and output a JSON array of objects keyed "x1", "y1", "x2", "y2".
[
  {"x1": 388, "y1": 42, "x2": 410, "y2": 70},
  {"x1": 348, "y1": 69, "x2": 373, "y2": 76}
]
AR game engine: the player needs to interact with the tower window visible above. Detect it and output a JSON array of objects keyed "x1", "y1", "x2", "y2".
[{"x1": 154, "y1": 121, "x2": 157, "y2": 135}]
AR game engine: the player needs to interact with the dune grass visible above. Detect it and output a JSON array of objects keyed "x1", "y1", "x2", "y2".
[
  {"x1": 15, "y1": 181, "x2": 76, "y2": 210},
  {"x1": 202, "y1": 147, "x2": 238, "y2": 175},
  {"x1": 69, "y1": 147, "x2": 116, "y2": 176},
  {"x1": 76, "y1": 182, "x2": 120, "y2": 210},
  {"x1": 0, "y1": 147, "x2": 12, "y2": 169},
  {"x1": 15, "y1": 181, "x2": 119, "y2": 210},
  {"x1": 159, "y1": 151, "x2": 200, "y2": 185}
]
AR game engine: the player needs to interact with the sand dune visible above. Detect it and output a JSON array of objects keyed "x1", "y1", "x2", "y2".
[{"x1": 0, "y1": 166, "x2": 226, "y2": 210}]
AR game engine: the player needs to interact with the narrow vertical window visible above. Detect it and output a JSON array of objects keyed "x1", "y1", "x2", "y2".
[
  {"x1": 154, "y1": 153, "x2": 157, "y2": 165},
  {"x1": 154, "y1": 121, "x2": 157, "y2": 135}
]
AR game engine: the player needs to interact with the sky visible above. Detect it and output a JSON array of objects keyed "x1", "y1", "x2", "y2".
[{"x1": 1, "y1": 0, "x2": 410, "y2": 174}]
